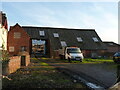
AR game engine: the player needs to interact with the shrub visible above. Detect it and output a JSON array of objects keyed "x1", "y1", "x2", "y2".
[{"x1": 0, "y1": 50, "x2": 9, "y2": 61}]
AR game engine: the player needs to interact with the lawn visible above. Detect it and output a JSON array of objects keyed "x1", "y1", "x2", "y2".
[
  {"x1": 2, "y1": 58, "x2": 86, "y2": 89},
  {"x1": 82, "y1": 58, "x2": 114, "y2": 63}
]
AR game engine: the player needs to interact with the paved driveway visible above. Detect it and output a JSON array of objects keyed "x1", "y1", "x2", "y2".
[
  {"x1": 62, "y1": 63, "x2": 117, "y2": 88},
  {"x1": 42, "y1": 59, "x2": 117, "y2": 89}
]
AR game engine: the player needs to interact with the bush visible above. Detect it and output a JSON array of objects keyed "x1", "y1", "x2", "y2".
[{"x1": 0, "y1": 50, "x2": 9, "y2": 61}]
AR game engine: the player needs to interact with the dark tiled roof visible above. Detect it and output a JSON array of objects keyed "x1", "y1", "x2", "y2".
[
  {"x1": 103, "y1": 42, "x2": 120, "y2": 47},
  {"x1": 22, "y1": 26, "x2": 107, "y2": 50}
]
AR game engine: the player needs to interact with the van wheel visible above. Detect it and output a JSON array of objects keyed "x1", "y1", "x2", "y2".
[
  {"x1": 68, "y1": 58, "x2": 71, "y2": 63},
  {"x1": 80, "y1": 60, "x2": 82, "y2": 62}
]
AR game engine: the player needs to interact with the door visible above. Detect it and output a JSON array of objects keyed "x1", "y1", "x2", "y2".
[{"x1": 21, "y1": 56, "x2": 26, "y2": 66}]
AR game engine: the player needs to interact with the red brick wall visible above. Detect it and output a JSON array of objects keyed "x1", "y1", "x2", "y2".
[
  {"x1": 3, "y1": 55, "x2": 30, "y2": 75},
  {"x1": 53, "y1": 50, "x2": 59, "y2": 59},
  {"x1": 25, "y1": 55, "x2": 30, "y2": 66},
  {"x1": 9, "y1": 56, "x2": 21, "y2": 74},
  {"x1": 7, "y1": 24, "x2": 31, "y2": 56},
  {"x1": 107, "y1": 46, "x2": 120, "y2": 53},
  {"x1": 82, "y1": 50, "x2": 91, "y2": 58}
]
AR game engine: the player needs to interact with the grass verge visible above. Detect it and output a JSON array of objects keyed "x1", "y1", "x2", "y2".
[
  {"x1": 83, "y1": 58, "x2": 114, "y2": 63},
  {"x1": 31, "y1": 57, "x2": 114, "y2": 63}
]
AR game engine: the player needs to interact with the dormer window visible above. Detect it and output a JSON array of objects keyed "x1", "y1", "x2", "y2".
[
  {"x1": 53, "y1": 33, "x2": 59, "y2": 37},
  {"x1": 77, "y1": 37, "x2": 83, "y2": 42},
  {"x1": 60, "y1": 41, "x2": 67, "y2": 47},
  {"x1": 92, "y1": 37, "x2": 99, "y2": 42},
  {"x1": 39, "y1": 31, "x2": 45, "y2": 36}
]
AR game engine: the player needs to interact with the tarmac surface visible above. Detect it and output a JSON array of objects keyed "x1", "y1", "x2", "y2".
[
  {"x1": 46, "y1": 61, "x2": 117, "y2": 89},
  {"x1": 63, "y1": 63, "x2": 117, "y2": 88}
]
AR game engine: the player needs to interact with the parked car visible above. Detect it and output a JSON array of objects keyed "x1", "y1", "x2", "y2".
[{"x1": 113, "y1": 52, "x2": 120, "y2": 63}]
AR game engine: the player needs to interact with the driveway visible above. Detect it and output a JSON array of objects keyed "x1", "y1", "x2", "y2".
[
  {"x1": 41, "y1": 59, "x2": 117, "y2": 89},
  {"x1": 62, "y1": 63, "x2": 117, "y2": 88}
]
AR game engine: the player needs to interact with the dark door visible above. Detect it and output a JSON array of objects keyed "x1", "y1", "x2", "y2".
[{"x1": 21, "y1": 56, "x2": 26, "y2": 66}]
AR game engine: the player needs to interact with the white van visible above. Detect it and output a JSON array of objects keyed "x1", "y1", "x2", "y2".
[{"x1": 59, "y1": 47, "x2": 84, "y2": 62}]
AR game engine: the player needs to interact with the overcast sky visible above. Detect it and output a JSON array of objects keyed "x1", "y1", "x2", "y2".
[{"x1": 1, "y1": 2, "x2": 118, "y2": 43}]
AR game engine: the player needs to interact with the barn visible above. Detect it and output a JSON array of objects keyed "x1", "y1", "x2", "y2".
[{"x1": 8, "y1": 23, "x2": 106, "y2": 58}]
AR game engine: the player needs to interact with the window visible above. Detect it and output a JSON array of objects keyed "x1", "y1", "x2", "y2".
[
  {"x1": 92, "y1": 37, "x2": 99, "y2": 42},
  {"x1": 14, "y1": 32, "x2": 21, "y2": 38},
  {"x1": 20, "y1": 46, "x2": 27, "y2": 52},
  {"x1": 77, "y1": 37, "x2": 83, "y2": 42},
  {"x1": 53, "y1": 33, "x2": 59, "y2": 37},
  {"x1": 60, "y1": 41, "x2": 67, "y2": 47},
  {"x1": 39, "y1": 31, "x2": 45, "y2": 36},
  {"x1": 9, "y1": 46, "x2": 14, "y2": 52}
]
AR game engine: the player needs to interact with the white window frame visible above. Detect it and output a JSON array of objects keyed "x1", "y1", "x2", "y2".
[
  {"x1": 77, "y1": 37, "x2": 83, "y2": 42},
  {"x1": 92, "y1": 37, "x2": 99, "y2": 42},
  {"x1": 39, "y1": 31, "x2": 45, "y2": 36},
  {"x1": 53, "y1": 33, "x2": 59, "y2": 37},
  {"x1": 9, "y1": 46, "x2": 14, "y2": 52},
  {"x1": 60, "y1": 41, "x2": 67, "y2": 47}
]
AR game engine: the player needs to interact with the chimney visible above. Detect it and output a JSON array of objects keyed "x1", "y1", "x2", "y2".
[{"x1": 0, "y1": 11, "x2": 8, "y2": 30}]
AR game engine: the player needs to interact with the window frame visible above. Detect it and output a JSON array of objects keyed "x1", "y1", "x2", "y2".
[
  {"x1": 92, "y1": 37, "x2": 99, "y2": 42},
  {"x1": 60, "y1": 41, "x2": 67, "y2": 47},
  {"x1": 20, "y1": 46, "x2": 27, "y2": 52},
  {"x1": 39, "y1": 31, "x2": 45, "y2": 36},
  {"x1": 53, "y1": 33, "x2": 59, "y2": 37},
  {"x1": 77, "y1": 37, "x2": 83, "y2": 42},
  {"x1": 9, "y1": 46, "x2": 15, "y2": 52}
]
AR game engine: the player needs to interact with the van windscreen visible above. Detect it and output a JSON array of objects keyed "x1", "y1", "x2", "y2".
[{"x1": 67, "y1": 48, "x2": 81, "y2": 53}]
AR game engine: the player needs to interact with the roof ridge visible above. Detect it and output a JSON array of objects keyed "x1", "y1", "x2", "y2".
[{"x1": 22, "y1": 26, "x2": 95, "y2": 31}]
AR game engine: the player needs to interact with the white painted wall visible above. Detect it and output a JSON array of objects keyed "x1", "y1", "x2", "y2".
[{"x1": 0, "y1": 24, "x2": 8, "y2": 50}]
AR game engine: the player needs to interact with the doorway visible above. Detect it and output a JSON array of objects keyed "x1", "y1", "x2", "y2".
[
  {"x1": 21, "y1": 56, "x2": 26, "y2": 66},
  {"x1": 32, "y1": 39, "x2": 46, "y2": 57}
]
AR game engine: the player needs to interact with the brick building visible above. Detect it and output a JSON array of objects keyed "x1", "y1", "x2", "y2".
[
  {"x1": 103, "y1": 42, "x2": 120, "y2": 57},
  {"x1": 8, "y1": 23, "x2": 107, "y2": 58},
  {"x1": 7, "y1": 23, "x2": 31, "y2": 56}
]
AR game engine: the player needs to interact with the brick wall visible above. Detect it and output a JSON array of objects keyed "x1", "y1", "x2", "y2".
[
  {"x1": 107, "y1": 46, "x2": 120, "y2": 53},
  {"x1": 53, "y1": 50, "x2": 59, "y2": 59},
  {"x1": 8, "y1": 56, "x2": 21, "y2": 74},
  {"x1": 25, "y1": 55, "x2": 30, "y2": 66},
  {"x1": 2, "y1": 55, "x2": 30, "y2": 75}
]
